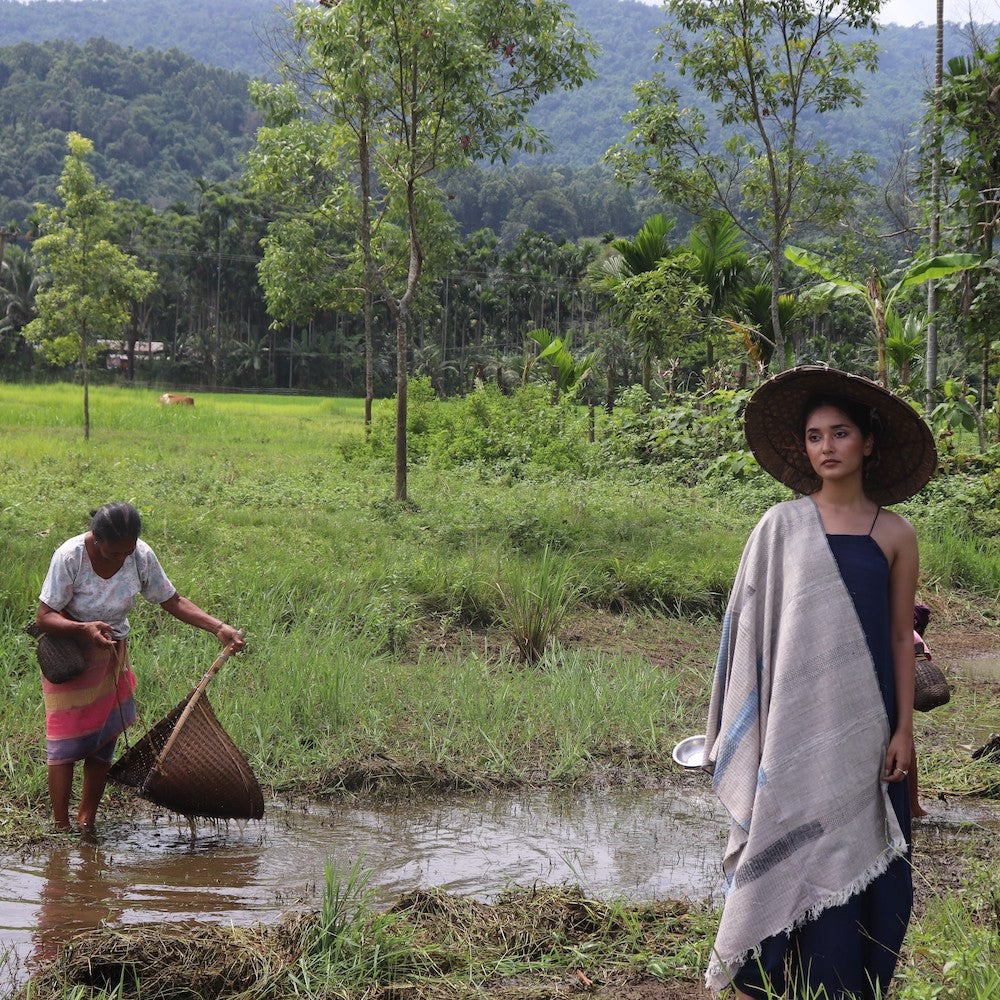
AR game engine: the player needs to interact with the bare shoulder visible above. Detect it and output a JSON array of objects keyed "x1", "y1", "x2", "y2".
[
  {"x1": 874, "y1": 508, "x2": 919, "y2": 564},
  {"x1": 880, "y1": 508, "x2": 916, "y2": 539}
]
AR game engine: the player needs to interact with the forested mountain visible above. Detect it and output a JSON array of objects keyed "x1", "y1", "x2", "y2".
[
  {"x1": 0, "y1": 0, "x2": 278, "y2": 78},
  {"x1": 0, "y1": 38, "x2": 259, "y2": 221},
  {"x1": 0, "y1": 0, "x2": 993, "y2": 229},
  {"x1": 1, "y1": 0, "x2": 990, "y2": 159}
]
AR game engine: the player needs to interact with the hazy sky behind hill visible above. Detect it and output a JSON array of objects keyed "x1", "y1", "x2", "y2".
[
  {"x1": 876, "y1": 0, "x2": 996, "y2": 24},
  {"x1": 10, "y1": 0, "x2": 1000, "y2": 24},
  {"x1": 630, "y1": 0, "x2": 997, "y2": 26}
]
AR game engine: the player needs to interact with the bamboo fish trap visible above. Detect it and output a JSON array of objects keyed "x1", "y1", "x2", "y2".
[{"x1": 109, "y1": 632, "x2": 264, "y2": 820}]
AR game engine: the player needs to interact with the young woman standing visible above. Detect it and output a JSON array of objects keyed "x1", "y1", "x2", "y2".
[{"x1": 704, "y1": 367, "x2": 936, "y2": 999}]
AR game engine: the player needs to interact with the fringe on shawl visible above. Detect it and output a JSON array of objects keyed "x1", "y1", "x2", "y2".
[{"x1": 705, "y1": 838, "x2": 907, "y2": 991}]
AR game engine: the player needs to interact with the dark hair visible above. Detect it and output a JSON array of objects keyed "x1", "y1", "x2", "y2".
[
  {"x1": 90, "y1": 502, "x2": 142, "y2": 543},
  {"x1": 801, "y1": 393, "x2": 877, "y2": 440}
]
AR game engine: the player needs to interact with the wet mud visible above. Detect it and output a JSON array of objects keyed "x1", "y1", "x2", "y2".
[
  {"x1": 2, "y1": 784, "x2": 998, "y2": 999},
  {"x1": 1, "y1": 786, "x2": 728, "y2": 982}
]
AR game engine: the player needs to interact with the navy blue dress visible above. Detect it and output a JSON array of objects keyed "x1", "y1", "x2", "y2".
[{"x1": 733, "y1": 533, "x2": 913, "y2": 999}]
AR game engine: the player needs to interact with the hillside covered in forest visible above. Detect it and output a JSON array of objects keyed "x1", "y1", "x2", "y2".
[
  {"x1": 0, "y1": 37, "x2": 259, "y2": 222},
  {"x1": 0, "y1": 0, "x2": 991, "y2": 226},
  {"x1": 0, "y1": 0, "x2": 278, "y2": 78}
]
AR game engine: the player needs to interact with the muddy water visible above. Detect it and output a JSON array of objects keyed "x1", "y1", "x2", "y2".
[
  {"x1": 0, "y1": 787, "x2": 728, "y2": 980},
  {"x1": 953, "y1": 656, "x2": 1000, "y2": 684}
]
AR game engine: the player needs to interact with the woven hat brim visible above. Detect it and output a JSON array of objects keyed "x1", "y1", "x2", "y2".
[{"x1": 744, "y1": 366, "x2": 937, "y2": 505}]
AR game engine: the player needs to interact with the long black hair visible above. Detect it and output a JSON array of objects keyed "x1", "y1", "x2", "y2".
[{"x1": 89, "y1": 502, "x2": 142, "y2": 543}]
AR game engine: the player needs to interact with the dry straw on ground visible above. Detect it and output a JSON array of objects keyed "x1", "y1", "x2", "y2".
[
  {"x1": 22, "y1": 917, "x2": 306, "y2": 999},
  {"x1": 19, "y1": 888, "x2": 706, "y2": 1000}
]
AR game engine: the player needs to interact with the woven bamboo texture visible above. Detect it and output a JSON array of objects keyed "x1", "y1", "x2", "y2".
[
  {"x1": 914, "y1": 658, "x2": 950, "y2": 713},
  {"x1": 109, "y1": 693, "x2": 264, "y2": 820},
  {"x1": 36, "y1": 633, "x2": 87, "y2": 683},
  {"x1": 743, "y1": 366, "x2": 937, "y2": 506}
]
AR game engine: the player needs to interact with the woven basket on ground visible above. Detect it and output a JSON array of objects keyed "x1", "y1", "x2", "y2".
[
  {"x1": 914, "y1": 658, "x2": 950, "y2": 713},
  {"x1": 109, "y1": 693, "x2": 264, "y2": 820}
]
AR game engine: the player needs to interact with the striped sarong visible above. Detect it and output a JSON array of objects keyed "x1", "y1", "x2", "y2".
[{"x1": 43, "y1": 639, "x2": 136, "y2": 764}]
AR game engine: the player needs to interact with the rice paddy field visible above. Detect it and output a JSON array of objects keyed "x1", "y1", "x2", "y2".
[{"x1": 1, "y1": 381, "x2": 998, "y2": 1000}]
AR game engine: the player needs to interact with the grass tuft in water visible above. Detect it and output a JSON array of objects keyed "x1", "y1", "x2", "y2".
[{"x1": 296, "y1": 860, "x2": 439, "y2": 990}]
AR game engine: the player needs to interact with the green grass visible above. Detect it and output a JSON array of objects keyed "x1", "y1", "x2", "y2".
[
  {"x1": 3, "y1": 382, "x2": 998, "y2": 999},
  {"x1": 14, "y1": 860, "x2": 999, "y2": 1000},
  {"x1": 0, "y1": 382, "x2": 730, "y2": 827},
  {"x1": 897, "y1": 862, "x2": 1000, "y2": 1000},
  {"x1": 495, "y1": 544, "x2": 581, "y2": 663},
  {"x1": 921, "y1": 527, "x2": 1000, "y2": 598},
  {"x1": 1, "y1": 380, "x2": 998, "y2": 837}
]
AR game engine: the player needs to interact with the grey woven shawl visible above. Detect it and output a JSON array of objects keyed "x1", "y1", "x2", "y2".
[{"x1": 703, "y1": 497, "x2": 907, "y2": 992}]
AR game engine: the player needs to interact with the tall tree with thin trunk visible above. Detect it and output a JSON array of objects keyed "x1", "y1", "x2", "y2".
[
  {"x1": 924, "y1": 31, "x2": 1000, "y2": 420},
  {"x1": 606, "y1": 0, "x2": 883, "y2": 371},
  {"x1": 253, "y1": 0, "x2": 595, "y2": 501},
  {"x1": 24, "y1": 133, "x2": 155, "y2": 439},
  {"x1": 926, "y1": 0, "x2": 944, "y2": 409},
  {"x1": 0, "y1": 224, "x2": 16, "y2": 273}
]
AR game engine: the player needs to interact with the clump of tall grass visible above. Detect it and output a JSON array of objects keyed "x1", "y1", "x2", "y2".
[
  {"x1": 295, "y1": 860, "x2": 437, "y2": 990},
  {"x1": 1, "y1": 383, "x2": 996, "y2": 820},
  {"x1": 896, "y1": 863, "x2": 1000, "y2": 1000},
  {"x1": 495, "y1": 547, "x2": 580, "y2": 664}
]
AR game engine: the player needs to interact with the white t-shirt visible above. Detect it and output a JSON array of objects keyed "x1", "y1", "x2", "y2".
[{"x1": 38, "y1": 534, "x2": 177, "y2": 639}]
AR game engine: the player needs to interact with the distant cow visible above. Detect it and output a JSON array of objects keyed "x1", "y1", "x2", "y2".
[{"x1": 159, "y1": 393, "x2": 194, "y2": 405}]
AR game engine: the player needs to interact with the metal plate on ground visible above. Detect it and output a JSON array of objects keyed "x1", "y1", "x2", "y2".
[{"x1": 672, "y1": 734, "x2": 706, "y2": 769}]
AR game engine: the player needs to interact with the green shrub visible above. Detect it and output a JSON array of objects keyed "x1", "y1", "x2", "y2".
[
  {"x1": 365, "y1": 378, "x2": 592, "y2": 473},
  {"x1": 596, "y1": 386, "x2": 751, "y2": 481}
]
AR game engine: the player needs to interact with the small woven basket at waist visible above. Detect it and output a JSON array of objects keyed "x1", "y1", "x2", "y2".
[{"x1": 914, "y1": 659, "x2": 950, "y2": 713}]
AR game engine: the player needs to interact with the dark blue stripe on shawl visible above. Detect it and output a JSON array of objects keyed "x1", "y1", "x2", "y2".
[
  {"x1": 712, "y1": 678, "x2": 760, "y2": 789},
  {"x1": 732, "y1": 820, "x2": 825, "y2": 889}
]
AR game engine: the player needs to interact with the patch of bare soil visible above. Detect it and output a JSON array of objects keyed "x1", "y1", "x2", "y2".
[
  {"x1": 408, "y1": 592, "x2": 997, "y2": 672},
  {"x1": 910, "y1": 805, "x2": 1000, "y2": 910},
  {"x1": 482, "y1": 971, "x2": 712, "y2": 999},
  {"x1": 315, "y1": 753, "x2": 514, "y2": 795},
  {"x1": 914, "y1": 592, "x2": 1000, "y2": 661},
  {"x1": 559, "y1": 608, "x2": 717, "y2": 669}
]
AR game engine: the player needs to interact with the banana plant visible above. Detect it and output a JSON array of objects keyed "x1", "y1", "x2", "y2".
[
  {"x1": 885, "y1": 312, "x2": 926, "y2": 388},
  {"x1": 785, "y1": 245, "x2": 982, "y2": 386},
  {"x1": 932, "y1": 378, "x2": 987, "y2": 453},
  {"x1": 525, "y1": 326, "x2": 597, "y2": 399}
]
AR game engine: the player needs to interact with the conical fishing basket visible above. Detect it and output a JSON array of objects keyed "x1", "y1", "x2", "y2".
[{"x1": 109, "y1": 692, "x2": 264, "y2": 820}]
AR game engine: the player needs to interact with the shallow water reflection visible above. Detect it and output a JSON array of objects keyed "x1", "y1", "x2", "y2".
[
  {"x1": 953, "y1": 656, "x2": 1000, "y2": 684},
  {"x1": 1, "y1": 787, "x2": 728, "y2": 981}
]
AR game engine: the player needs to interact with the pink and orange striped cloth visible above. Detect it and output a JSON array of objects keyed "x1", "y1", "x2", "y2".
[{"x1": 42, "y1": 640, "x2": 136, "y2": 764}]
